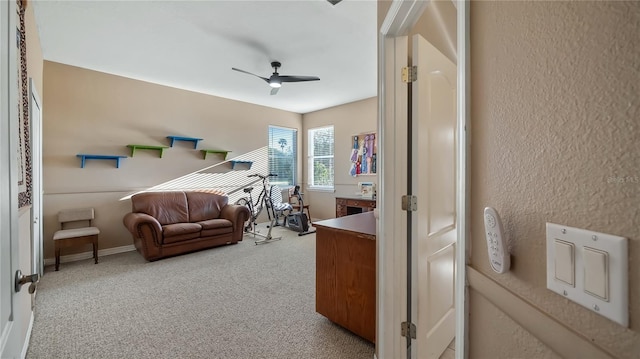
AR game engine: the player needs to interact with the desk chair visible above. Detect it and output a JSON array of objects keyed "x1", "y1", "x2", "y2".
[
  {"x1": 53, "y1": 208, "x2": 100, "y2": 271},
  {"x1": 288, "y1": 186, "x2": 312, "y2": 225}
]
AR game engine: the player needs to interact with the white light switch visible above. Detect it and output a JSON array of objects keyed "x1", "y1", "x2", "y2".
[
  {"x1": 546, "y1": 223, "x2": 628, "y2": 327},
  {"x1": 584, "y1": 247, "x2": 608, "y2": 301},
  {"x1": 554, "y1": 240, "x2": 574, "y2": 286}
]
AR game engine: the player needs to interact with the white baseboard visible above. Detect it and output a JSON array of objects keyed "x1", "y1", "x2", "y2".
[
  {"x1": 44, "y1": 244, "x2": 136, "y2": 266},
  {"x1": 20, "y1": 312, "x2": 34, "y2": 359}
]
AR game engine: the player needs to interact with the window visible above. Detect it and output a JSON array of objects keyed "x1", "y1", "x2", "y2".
[
  {"x1": 308, "y1": 125, "x2": 334, "y2": 190},
  {"x1": 268, "y1": 126, "x2": 297, "y2": 187}
]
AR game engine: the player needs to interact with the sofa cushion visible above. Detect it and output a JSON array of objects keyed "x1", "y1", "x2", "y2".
[
  {"x1": 162, "y1": 223, "x2": 202, "y2": 244},
  {"x1": 186, "y1": 192, "x2": 228, "y2": 222},
  {"x1": 132, "y1": 192, "x2": 189, "y2": 225},
  {"x1": 198, "y1": 218, "x2": 233, "y2": 237}
]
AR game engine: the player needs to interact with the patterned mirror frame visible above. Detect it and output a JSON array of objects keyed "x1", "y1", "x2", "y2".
[{"x1": 17, "y1": 0, "x2": 31, "y2": 208}]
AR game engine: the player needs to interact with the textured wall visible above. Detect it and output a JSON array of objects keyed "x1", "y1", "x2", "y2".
[
  {"x1": 469, "y1": 289, "x2": 560, "y2": 359},
  {"x1": 470, "y1": 1, "x2": 639, "y2": 357}
]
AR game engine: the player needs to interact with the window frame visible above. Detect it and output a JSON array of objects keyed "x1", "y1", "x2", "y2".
[
  {"x1": 307, "y1": 125, "x2": 335, "y2": 191},
  {"x1": 268, "y1": 125, "x2": 297, "y2": 188}
]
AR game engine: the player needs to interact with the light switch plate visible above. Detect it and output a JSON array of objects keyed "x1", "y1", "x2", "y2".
[{"x1": 546, "y1": 223, "x2": 628, "y2": 327}]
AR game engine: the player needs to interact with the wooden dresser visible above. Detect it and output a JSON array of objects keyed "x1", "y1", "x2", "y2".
[
  {"x1": 335, "y1": 196, "x2": 376, "y2": 217},
  {"x1": 314, "y1": 211, "x2": 376, "y2": 343}
]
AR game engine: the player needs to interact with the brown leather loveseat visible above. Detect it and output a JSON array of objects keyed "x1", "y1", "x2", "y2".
[{"x1": 123, "y1": 191, "x2": 249, "y2": 261}]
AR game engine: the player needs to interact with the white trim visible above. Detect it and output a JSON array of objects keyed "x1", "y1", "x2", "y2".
[
  {"x1": 0, "y1": 0, "x2": 11, "y2": 353},
  {"x1": 378, "y1": 9, "x2": 410, "y2": 358},
  {"x1": 29, "y1": 78, "x2": 43, "y2": 278},
  {"x1": 455, "y1": 1, "x2": 470, "y2": 358},
  {"x1": 380, "y1": 0, "x2": 429, "y2": 36},
  {"x1": 0, "y1": 322, "x2": 12, "y2": 356},
  {"x1": 19, "y1": 312, "x2": 33, "y2": 359},
  {"x1": 379, "y1": 1, "x2": 469, "y2": 358},
  {"x1": 306, "y1": 186, "x2": 335, "y2": 193},
  {"x1": 43, "y1": 244, "x2": 136, "y2": 266}
]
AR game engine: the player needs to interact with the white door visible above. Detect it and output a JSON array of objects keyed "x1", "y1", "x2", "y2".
[
  {"x1": 411, "y1": 34, "x2": 457, "y2": 359},
  {"x1": 1, "y1": 0, "x2": 28, "y2": 357},
  {"x1": 30, "y1": 79, "x2": 43, "y2": 278}
]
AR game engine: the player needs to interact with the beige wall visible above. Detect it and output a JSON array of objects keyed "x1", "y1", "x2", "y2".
[
  {"x1": 302, "y1": 97, "x2": 378, "y2": 220},
  {"x1": 469, "y1": 2, "x2": 639, "y2": 358},
  {"x1": 42, "y1": 61, "x2": 302, "y2": 259}
]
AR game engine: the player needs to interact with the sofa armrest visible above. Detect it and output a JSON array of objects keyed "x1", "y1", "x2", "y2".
[
  {"x1": 123, "y1": 212, "x2": 163, "y2": 248},
  {"x1": 220, "y1": 204, "x2": 250, "y2": 241}
]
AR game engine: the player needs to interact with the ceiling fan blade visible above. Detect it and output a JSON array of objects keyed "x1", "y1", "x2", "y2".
[
  {"x1": 270, "y1": 87, "x2": 280, "y2": 96},
  {"x1": 232, "y1": 68, "x2": 269, "y2": 83},
  {"x1": 278, "y1": 75, "x2": 320, "y2": 83}
]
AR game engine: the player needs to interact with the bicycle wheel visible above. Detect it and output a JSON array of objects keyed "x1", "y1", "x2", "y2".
[{"x1": 235, "y1": 197, "x2": 253, "y2": 232}]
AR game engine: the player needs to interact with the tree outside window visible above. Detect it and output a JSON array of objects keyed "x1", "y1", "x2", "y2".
[{"x1": 268, "y1": 126, "x2": 296, "y2": 187}]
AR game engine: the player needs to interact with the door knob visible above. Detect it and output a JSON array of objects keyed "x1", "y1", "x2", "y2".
[{"x1": 15, "y1": 270, "x2": 39, "y2": 294}]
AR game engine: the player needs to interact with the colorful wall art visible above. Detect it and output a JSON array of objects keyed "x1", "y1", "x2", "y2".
[{"x1": 349, "y1": 132, "x2": 377, "y2": 177}]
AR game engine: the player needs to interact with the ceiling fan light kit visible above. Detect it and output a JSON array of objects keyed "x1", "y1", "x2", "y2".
[{"x1": 232, "y1": 61, "x2": 319, "y2": 95}]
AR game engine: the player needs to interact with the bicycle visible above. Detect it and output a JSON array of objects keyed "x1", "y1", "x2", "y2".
[{"x1": 235, "y1": 173, "x2": 280, "y2": 244}]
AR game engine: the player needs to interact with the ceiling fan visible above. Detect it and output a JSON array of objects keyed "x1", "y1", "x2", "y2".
[{"x1": 232, "y1": 61, "x2": 320, "y2": 95}]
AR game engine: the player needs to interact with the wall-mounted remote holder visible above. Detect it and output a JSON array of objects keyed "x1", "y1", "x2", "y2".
[{"x1": 483, "y1": 207, "x2": 510, "y2": 273}]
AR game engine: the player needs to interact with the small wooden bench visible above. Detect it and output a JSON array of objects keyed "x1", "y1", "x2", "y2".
[{"x1": 53, "y1": 208, "x2": 100, "y2": 271}]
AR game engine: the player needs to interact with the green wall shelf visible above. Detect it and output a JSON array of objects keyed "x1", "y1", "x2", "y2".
[
  {"x1": 166, "y1": 135, "x2": 203, "y2": 149},
  {"x1": 230, "y1": 160, "x2": 253, "y2": 169},
  {"x1": 76, "y1": 154, "x2": 127, "y2": 168},
  {"x1": 127, "y1": 144, "x2": 169, "y2": 158},
  {"x1": 201, "y1": 150, "x2": 231, "y2": 160}
]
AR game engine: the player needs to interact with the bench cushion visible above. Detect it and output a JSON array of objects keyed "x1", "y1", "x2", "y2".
[{"x1": 53, "y1": 227, "x2": 100, "y2": 240}]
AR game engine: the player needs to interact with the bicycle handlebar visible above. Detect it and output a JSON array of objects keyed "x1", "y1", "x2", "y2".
[{"x1": 247, "y1": 173, "x2": 278, "y2": 179}]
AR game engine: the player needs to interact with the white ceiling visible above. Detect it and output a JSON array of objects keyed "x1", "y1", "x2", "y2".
[{"x1": 32, "y1": 0, "x2": 378, "y2": 114}]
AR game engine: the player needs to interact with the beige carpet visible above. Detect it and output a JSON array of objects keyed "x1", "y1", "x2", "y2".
[{"x1": 26, "y1": 224, "x2": 375, "y2": 359}]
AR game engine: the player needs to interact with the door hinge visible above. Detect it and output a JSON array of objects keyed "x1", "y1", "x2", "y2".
[
  {"x1": 401, "y1": 66, "x2": 417, "y2": 83},
  {"x1": 401, "y1": 195, "x2": 417, "y2": 211},
  {"x1": 401, "y1": 321, "x2": 417, "y2": 339}
]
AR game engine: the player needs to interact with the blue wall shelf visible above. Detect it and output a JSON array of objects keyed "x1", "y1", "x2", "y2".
[
  {"x1": 77, "y1": 154, "x2": 127, "y2": 168},
  {"x1": 166, "y1": 136, "x2": 203, "y2": 149},
  {"x1": 230, "y1": 160, "x2": 253, "y2": 169}
]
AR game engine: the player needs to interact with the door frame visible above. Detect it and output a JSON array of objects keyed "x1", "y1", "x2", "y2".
[
  {"x1": 0, "y1": 0, "x2": 25, "y2": 356},
  {"x1": 29, "y1": 78, "x2": 43, "y2": 278},
  {"x1": 377, "y1": 1, "x2": 470, "y2": 358}
]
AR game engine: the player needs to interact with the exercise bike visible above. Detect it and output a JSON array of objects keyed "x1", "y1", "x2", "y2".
[{"x1": 284, "y1": 185, "x2": 315, "y2": 236}]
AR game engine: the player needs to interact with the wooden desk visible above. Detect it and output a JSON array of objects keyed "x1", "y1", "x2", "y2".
[
  {"x1": 335, "y1": 196, "x2": 376, "y2": 217},
  {"x1": 314, "y1": 211, "x2": 376, "y2": 343}
]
